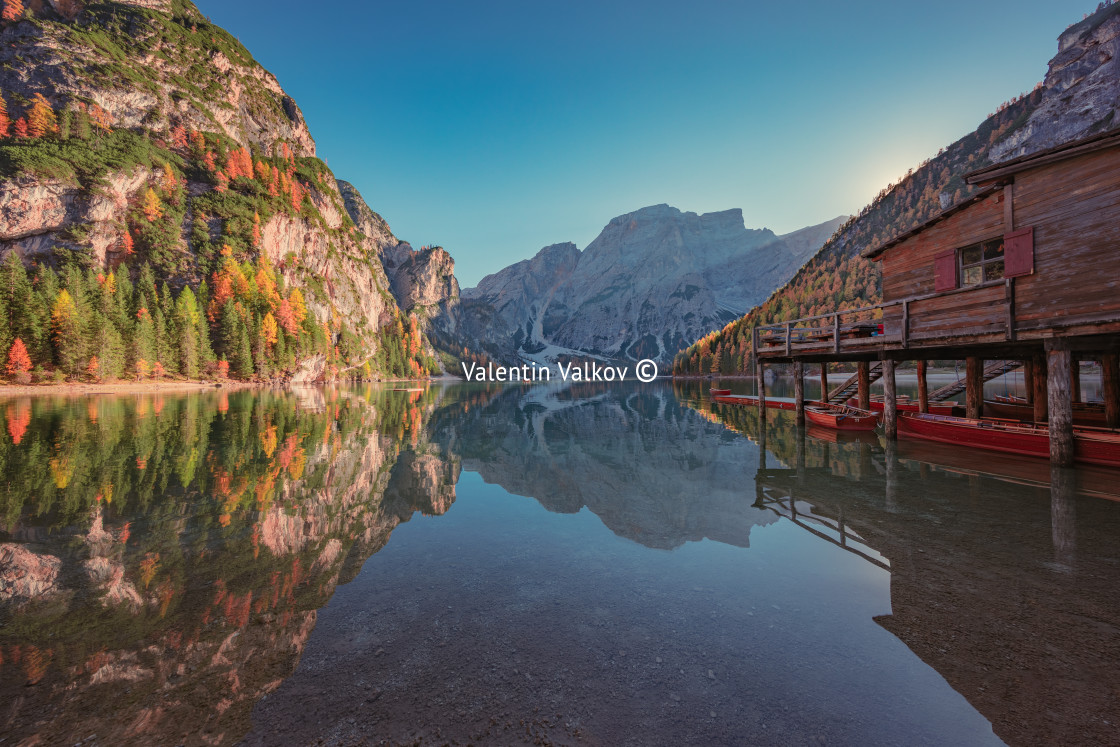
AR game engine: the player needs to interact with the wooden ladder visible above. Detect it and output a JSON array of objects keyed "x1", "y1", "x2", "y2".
[
  {"x1": 927, "y1": 360, "x2": 1022, "y2": 402},
  {"x1": 827, "y1": 362, "x2": 884, "y2": 403}
]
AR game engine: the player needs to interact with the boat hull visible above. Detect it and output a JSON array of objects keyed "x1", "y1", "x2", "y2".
[
  {"x1": 983, "y1": 398, "x2": 1108, "y2": 427},
  {"x1": 805, "y1": 404, "x2": 879, "y2": 432},
  {"x1": 897, "y1": 412, "x2": 1120, "y2": 468},
  {"x1": 712, "y1": 394, "x2": 800, "y2": 411}
]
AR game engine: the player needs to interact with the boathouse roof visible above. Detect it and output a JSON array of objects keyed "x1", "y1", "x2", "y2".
[{"x1": 861, "y1": 127, "x2": 1120, "y2": 261}]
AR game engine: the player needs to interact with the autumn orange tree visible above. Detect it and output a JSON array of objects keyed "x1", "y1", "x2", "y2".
[
  {"x1": 0, "y1": 93, "x2": 9, "y2": 138},
  {"x1": 6, "y1": 338, "x2": 31, "y2": 382},
  {"x1": 26, "y1": 93, "x2": 57, "y2": 138},
  {"x1": 1, "y1": 0, "x2": 23, "y2": 23}
]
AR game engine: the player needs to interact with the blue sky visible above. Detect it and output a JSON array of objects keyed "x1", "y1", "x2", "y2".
[{"x1": 197, "y1": 1, "x2": 1094, "y2": 287}]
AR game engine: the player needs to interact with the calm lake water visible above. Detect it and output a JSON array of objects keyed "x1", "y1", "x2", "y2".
[{"x1": 1, "y1": 382, "x2": 1117, "y2": 746}]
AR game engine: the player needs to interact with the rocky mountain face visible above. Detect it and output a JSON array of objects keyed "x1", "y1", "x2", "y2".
[
  {"x1": 460, "y1": 205, "x2": 845, "y2": 365},
  {"x1": 991, "y1": 5, "x2": 1120, "y2": 160},
  {"x1": 336, "y1": 180, "x2": 461, "y2": 364},
  {"x1": 0, "y1": 0, "x2": 441, "y2": 380}
]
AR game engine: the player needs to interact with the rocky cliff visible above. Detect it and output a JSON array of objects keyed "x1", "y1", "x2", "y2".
[
  {"x1": 460, "y1": 206, "x2": 845, "y2": 365},
  {"x1": 0, "y1": 0, "x2": 444, "y2": 380}
]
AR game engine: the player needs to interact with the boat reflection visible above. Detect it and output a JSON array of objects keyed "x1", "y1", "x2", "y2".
[{"x1": 688, "y1": 388, "x2": 1120, "y2": 747}]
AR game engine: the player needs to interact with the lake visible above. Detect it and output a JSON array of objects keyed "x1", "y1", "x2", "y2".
[{"x1": 1, "y1": 382, "x2": 1117, "y2": 745}]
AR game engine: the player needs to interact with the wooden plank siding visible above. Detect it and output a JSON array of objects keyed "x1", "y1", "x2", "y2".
[
  {"x1": 1009, "y1": 146, "x2": 1120, "y2": 329},
  {"x1": 880, "y1": 192, "x2": 1005, "y2": 301}
]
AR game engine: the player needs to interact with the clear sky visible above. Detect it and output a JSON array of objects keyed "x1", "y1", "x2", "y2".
[{"x1": 196, "y1": 1, "x2": 1095, "y2": 287}]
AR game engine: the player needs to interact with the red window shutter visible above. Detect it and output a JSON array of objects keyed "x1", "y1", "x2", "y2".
[
  {"x1": 934, "y1": 250, "x2": 958, "y2": 292},
  {"x1": 1004, "y1": 227, "x2": 1034, "y2": 277}
]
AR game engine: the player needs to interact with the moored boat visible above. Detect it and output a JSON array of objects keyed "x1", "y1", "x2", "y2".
[
  {"x1": 983, "y1": 397, "x2": 1108, "y2": 427},
  {"x1": 711, "y1": 394, "x2": 800, "y2": 411},
  {"x1": 897, "y1": 412, "x2": 1120, "y2": 468},
  {"x1": 849, "y1": 397, "x2": 961, "y2": 416},
  {"x1": 709, "y1": 388, "x2": 732, "y2": 396},
  {"x1": 804, "y1": 402, "x2": 879, "y2": 432}
]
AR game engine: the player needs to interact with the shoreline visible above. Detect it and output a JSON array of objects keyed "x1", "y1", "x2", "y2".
[{"x1": 0, "y1": 376, "x2": 444, "y2": 398}]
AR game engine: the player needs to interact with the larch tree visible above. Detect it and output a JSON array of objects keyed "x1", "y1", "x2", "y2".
[
  {"x1": 50, "y1": 289, "x2": 83, "y2": 377},
  {"x1": 142, "y1": 187, "x2": 163, "y2": 222},
  {"x1": 1, "y1": 0, "x2": 23, "y2": 23},
  {"x1": 0, "y1": 93, "x2": 9, "y2": 138},
  {"x1": 6, "y1": 337, "x2": 31, "y2": 379},
  {"x1": 26, "y1": 93, "x2": 57, "y2": 138}
]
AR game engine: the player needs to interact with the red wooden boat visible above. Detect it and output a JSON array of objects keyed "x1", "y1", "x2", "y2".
[
  {"x1": 709, "y1": 388, "x2": 732, "y2": 396},
  {"x1": 711, "y1": 394, "x2": 801, "y2": 411},
  {"x1": 897, "y1": 412, "x2": 1120, "y2": 468},
  {"x1": 848, "y1": 397, "x2": 961, "y2": 416},
  {"x1": 806, "y1": 424, "x2": 882, "y2": 445},
  {"x1": 804, "y1": 402, "x2": 879, "y2": 432},
  {"x1": 983, "y1": 397, "x2": 1108, "y2": 427}
]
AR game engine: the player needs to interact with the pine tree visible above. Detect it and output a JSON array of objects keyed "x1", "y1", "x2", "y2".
[
  {"x1": 26, "y1": 93, "x2": 57, "y2": 138},
  {"x1": 175, "y1": 286, "x2": 200, "y2": 378}
]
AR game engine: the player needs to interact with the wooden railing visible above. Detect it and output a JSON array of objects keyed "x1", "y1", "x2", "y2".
[{"x1": 753, "y1": 278, "x2": 1012, "y2": 357}]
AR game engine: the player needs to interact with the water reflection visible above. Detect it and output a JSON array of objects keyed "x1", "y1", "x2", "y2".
[
  {"x1": 680, "y1": 379, "x2": 1120, "y2": 746},
  {"x1": 0, "y1": 382, "x2": 1117, "y2": 745}
]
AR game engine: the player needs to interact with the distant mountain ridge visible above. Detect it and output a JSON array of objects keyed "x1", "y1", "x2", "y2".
[{"x1": 457, "y1": 205, "x2": 846, "y2": 365}]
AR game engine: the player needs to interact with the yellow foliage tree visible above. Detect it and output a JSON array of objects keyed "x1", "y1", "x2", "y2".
[
  {"x1": 261, "y1": 312, "x2": 278, "y2": 348},
  {"x1": 142, "y1": 187, "x2": 163, "y2": 222}
]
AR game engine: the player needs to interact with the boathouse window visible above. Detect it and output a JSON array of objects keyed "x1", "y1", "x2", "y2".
[{"x1": 958, "y1": 238, "x2": 1004, "y2": 286}]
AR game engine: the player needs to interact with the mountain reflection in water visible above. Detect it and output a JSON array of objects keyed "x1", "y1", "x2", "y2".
[{"x1": 0, "y1": 382, "x2": 1116, "y2": 745}]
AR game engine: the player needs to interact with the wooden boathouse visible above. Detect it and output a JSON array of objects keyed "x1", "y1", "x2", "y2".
[{"x1": 752, "y1": 129, "x2": 1120, "y2": 466}]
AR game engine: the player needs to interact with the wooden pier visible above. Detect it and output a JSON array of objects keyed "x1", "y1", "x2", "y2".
[{"x1": 751, "y1": 130, "x2": 1120, "y2": 466}]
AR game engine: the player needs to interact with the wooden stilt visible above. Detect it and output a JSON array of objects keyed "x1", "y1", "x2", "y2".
[
  {"x1": 1033, "y1": 353, "x2": 1048, "y2": 423},
  {"x1": 884, "y1": 438, "x2": 898, "y2": 511},
  {"x1": 793, "y1": 361, "x2": 805, "y2": 426},
  {"x1": 1051, "y1": 463, "x2": 1077, "y2": 567},
  {"x1": 882, "y1": 358, "x2": 897, "y2": 440},
  {"x1": 819, "y1": 363, "x2": 829, "y2": 403},
  {"x1": 857, "y1": 361, "x2": 870, "y2": 410},
  {"x1": 756, "y1": 361, "x2": 766, "y2": 418},
  {"x1": 917, "y1": 360, "x2": 929, "y2": 414},
  {"x1": 1070, "y1": 355, "x2": 1081, "y2": 403},
  {"x1": 1023, "y1": 359, "x2": 1035, "y2": 404},
  {"x1": 1102, "y1": 354, "x2": 1120, "y2": 429},
  {"x1": 1047, "y1": 347, "x2": 1074, "y2": 467},
  {"x1": 965, "y1": 356, "x2": 983, "y2": 419}
]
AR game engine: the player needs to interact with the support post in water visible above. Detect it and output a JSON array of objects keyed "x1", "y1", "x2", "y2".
[
  {"x1": 966, "y1": 357, "x2": 983, "y2": 420},
  {"x1": 1047, "y1": 345, "x2": 1074, "y2": 467},
  {"x1": 756, "y1": 361, "x2": 766, "y2": 418},
  {"x1": 1033, "y1": 352, "x2": 1049, "y2": 424},
  {"x1": 857, "y1": 361, "x2": 870, "y2": 410},
  {"x1": 793, "y1": 361, "x2": 805, "y2": 426},
  {"x1": 882, "y1": 357, "x2": 898, "y2": 440},
  {"x1": 1102, "y1": 354, "x2": 1120, "y2": 429},
  {"x1": 820, "y1": 363, "x2": 829, "y2": 404},
  {"x1": 917, "y1": 360, "x2": 929, "y2": 414}
]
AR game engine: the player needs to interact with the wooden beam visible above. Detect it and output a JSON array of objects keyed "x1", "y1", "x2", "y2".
[
  {"x1": 901, "y1": 301, "x2": 909, "y2": 349},
  {"x1": 1047, "y1": 348, "x2": 1074, "y2": 468},
  {"x1": 833, "y1": 314, "x2": 840, "y2": 355},
  {"x1": 857, "y1": 362, "x2": 870, "y2": 410},
  {"x1": 917, "y1": 360, "x2": 929, "y2": 414},
  {"x1": 1102, "y1": 355, "x2": 1120, "y2": 429},
  {"x1": 1003, "y1": 182, "x2": 1014, "y2": 230},
  {"x1": 793, "y1": 361, "x2": 805, "y2": 426},
  {"x1": 820, "y1": 363, "x2": 829, "y2": 403},
  {"x1": 1033, "y1": 353, "x2": 1048, "y2": 423},
  {"x1": 965, "y1": 357, "x2": 983, "y2": 420},
  {"x1": 882, "y1": 358, "x2": 898, "y2": 440},
  {"x1": 1005, "y1": 277, "x2": 1016, "y2": 341}
]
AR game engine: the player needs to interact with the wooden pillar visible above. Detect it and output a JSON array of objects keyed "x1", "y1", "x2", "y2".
[
  {"x1": 756, "y1": 361, "x2": 766, "y2": 420},
  {"x1": 965, "y1": 357, "x2": 983, "y2": 420},
  {"x1": 1102, "y1": 355, "x2": 1120, "y2": 429},
  {"x1": 1023, "y1": 359, "x2": 1035, "y2": 404},
  {"x1": 916, "y1": 360, "x2": 929, "y2": 414},
  {"x1": 882, "y1": 358, "x2": 897, "y2": 440},
  {"x1": 819, "y1": 363, "x2": 829, "y2": 403},
  {"x1": 857, "y1": 361, "x2": 871, "y2": 410},
  {"x1": 1051, "y1": 464, "x2": 1077, "y2": 568},
  {"x1": 1070, "y1": 355, "x2": 1081, "y2": 404},
  {"x1": 793, "y1": 361, "x2": 805, "y2": 426},
  {"x1": 1033, "y1": 353, "x2": 1048, "y2": 423},
  {"x1": 884, "y1": 438, "x2": 898, "y2": 511},
  {"x1": 1047, "y1": 347, "x2": 1074, "y2": 468}
]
